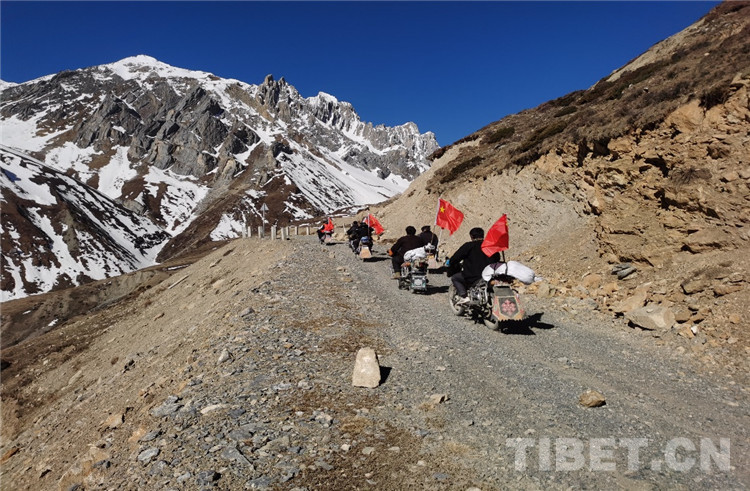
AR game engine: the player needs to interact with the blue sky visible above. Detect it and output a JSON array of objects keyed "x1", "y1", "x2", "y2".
[{"x1": 1, "y1": 1, "x2": 719, "y2": 146}]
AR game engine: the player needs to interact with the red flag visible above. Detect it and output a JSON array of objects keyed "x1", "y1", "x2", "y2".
[
  {"x1": 435, "y1": 198, "x2": 464, "y2": 235},
  {"x1": 364, "y1": 214, "x2": 384, "y2": 235},
  {"x1": 481, "y1": 214, "x2": 509, "y2": 256},
  {"x1": 323, "y1": 217, "x2": 335, "y2": 232}
]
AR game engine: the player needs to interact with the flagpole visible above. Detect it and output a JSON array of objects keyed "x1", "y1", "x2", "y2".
[
  {"x1": 434, "y1": 197, "x2": 442, "y2": 226},
  {"x1": 437, "y1": 228, "x2": 444, "y2": 261}
]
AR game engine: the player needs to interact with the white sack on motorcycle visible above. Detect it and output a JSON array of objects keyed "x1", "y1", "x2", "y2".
[
  {"x1": 404, "y1": 247, "x2": 427, "y2": 261},
  {"x1": 482, "y1": 261, "x2": 536, "y2": 284}
]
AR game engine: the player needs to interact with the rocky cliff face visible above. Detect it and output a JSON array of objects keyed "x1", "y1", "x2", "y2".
[
  {"x1": 0, "y1": 56, "x2": 438, "y2": 299},
  {"x1": 374, "y1": 2, "x2": 749, "y2": 367}
]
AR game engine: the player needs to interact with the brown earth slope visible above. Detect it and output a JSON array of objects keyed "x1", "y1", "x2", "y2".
[{"x1": 372, "y1": 1, "x2": 750, "y2": 371}]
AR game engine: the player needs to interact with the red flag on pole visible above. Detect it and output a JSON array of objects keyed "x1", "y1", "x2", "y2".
[
  {"x1": 364, "y1": 214, "x2": 384, "y2": 235},
  {"x1": 323, "y1": 217, "x2": 335, "y2": 232},
  {"x1": 481, "y1": 214, "x2": 509, "y2": 256},
  {"x1": 435, "y1": 198, "x2": 464, "y2": 235}
]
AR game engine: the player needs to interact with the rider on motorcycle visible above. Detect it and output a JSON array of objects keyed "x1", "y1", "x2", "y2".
[
  {"x1": 388, "y1": 226, "x2": 426, "y2": 279},
  {"x1": 358, "y1": 221, "x2": 374, "y2": 240},
  {"x1": 317, "y1": 221, "x2": 331, "y2": 243},
  {"x1": 419, "y1": 225, "x2": 439, "y2": 260},
  {"x1": 357, "y1": 221, "x2": 375, "y2": 253},
  {"x1": 446, "y1": 227, "x2": 500, "y2": 305},
  {"x1": 346, "y1": 221, "x2": 362, "y2": 252}
]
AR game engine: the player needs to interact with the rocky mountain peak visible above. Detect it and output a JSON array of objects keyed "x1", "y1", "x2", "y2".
[
  {"x1": 1, "y1": 56, "x2": 438, "y2": 300},
  {"x1": 101, "y1": 55, "x2": 216, "y2": 84}
]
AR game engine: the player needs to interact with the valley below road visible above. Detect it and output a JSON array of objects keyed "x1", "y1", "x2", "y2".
[{"x1": 1, "y1": 235, "x2": 748, "y2": 490}]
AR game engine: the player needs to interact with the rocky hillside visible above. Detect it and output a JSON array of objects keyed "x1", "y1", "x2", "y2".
[
  {"x1": 0, "y1": 56, "x2": 438, "y2": 299},
  {"x1": 373, "y1": 2, "x2": 749, "y2": 360}
]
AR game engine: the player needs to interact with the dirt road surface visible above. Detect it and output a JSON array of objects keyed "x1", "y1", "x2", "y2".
[{"x1": 1, "y1": 235, "x2": 747, "y2": 489}]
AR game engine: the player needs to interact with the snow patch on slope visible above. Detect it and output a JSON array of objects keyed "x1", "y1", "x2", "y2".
[
  {"x1": 144, "y1": 167, "x2": 210, "y2": 235},
  {"x1": 210, "y1": 214, "x2": 247, "y2": 240},
  {"x1": 98, "y1": 146, "x2": 138, "y2": 197},
  {"x1": 0, "y1": 114, "x2": 67, "y2": 152}
]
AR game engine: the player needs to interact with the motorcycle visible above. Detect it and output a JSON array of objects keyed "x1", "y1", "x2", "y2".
[
  {"x1": 398, "y1": 248, "x2": 429, "y2": 293},
  {"x1": 424, "y1": 243, "x2": 440, "y2": 269},
  {"x1": 319, "y1": 230, "x2": 333, "y2": 244},
  {"x1": 356, "y1": 235, "x2": 373, "y2": 260},
  {"x1": 448, "y1": 263, "x2": 525, "y2": 330}
]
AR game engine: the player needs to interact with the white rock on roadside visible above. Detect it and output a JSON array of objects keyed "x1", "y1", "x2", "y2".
[
  {"x1": 625, "y1": 304, "x2": 676, "y2": 331},
  {"x1": 352, "y1": 347, "x2": 381, "y2": 388},
  {"x1": 200, "y1": 404, "x2": 227, "y2": 415},
  {"x1": 217, "y1": 349, "x2": 231, "y2": 364}
]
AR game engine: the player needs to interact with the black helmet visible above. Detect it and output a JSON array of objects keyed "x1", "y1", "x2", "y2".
[
  {"x1": 469, "y1": 227, "x2": 484, "y2": 239},
  {"x1": 406, "y1": 226, "x2": 417, "y2": 235}
]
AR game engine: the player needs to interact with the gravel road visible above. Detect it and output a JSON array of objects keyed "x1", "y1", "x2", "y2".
[
  {"x1": 321, "y1": 236, "x2": 749, "y2": 489},
  {"x1": 2, "y1": 235, "x2": 746, "y2": 490}
]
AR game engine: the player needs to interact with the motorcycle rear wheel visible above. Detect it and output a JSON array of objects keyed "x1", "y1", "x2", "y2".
[
  {"x1": 447, "y1": 284, "x2": 466, "y2": 316},
  {"x1": 483, "y1": 315, "x2": 501, "y2": 331}
]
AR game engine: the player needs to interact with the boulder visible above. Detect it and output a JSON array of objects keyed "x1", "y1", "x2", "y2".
[
  {"x1": 673, "y1": 308, "x2": 692, "y2": 323},
  {"x1": 625, "y1": 305, "x2": 676, "y2": 331},
  {"x1": 352, "y1": 348, "x2": 380, "y2": 388},
  {"x1": 579, "y1": 390, "x2": 606, "y2": 408},
  {"x1": 612, "y1": 263, "x2": 637, "y2": 279},
  {"x1": 582, "y1": 273, "x2": 603, "y2": 290},
  {"x1": 664, "y1": 100, "x2": 704, "y2": 133},
  {"x1": 713, "y1": 284, "x2": 743, "y2": 296},
  {"x1": 682, "y1": 278, "x2": 709, "y2": 295},
  {"x1": 612, "y1": 286, "x2": 649, "y2": 314},
  {"x1": 536, "y1": 282, "x2": 552, "y2": 298},
  {"x1": 683, "y1": 229, "x2": 733, "y2": 253}
]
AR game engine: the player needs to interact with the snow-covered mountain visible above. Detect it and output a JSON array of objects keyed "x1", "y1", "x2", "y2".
[
  {"x1": 1, "y1": 145, "x2": 169, "y2": 300},
  {"x1": 0, "y1": 56, "x2": 439, "y2": 300}
]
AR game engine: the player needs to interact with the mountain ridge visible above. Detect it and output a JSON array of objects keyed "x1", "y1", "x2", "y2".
[{"x1": 1, "y1": 55, "x2": 438, "y2": 300}]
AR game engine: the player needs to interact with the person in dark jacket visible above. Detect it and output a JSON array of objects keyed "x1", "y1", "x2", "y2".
[
  {"x1": 356, "y1": 221, "x2": 375, "y2": 253},
  {"x1": 346, "y1": 221, "x2": 361, "y2": 251},
  {"x1": 388, "y1": 226, "x2": 425, "y2": 278},
  {"x1": 419, "y1": 225, "x2": 439, "y2": 257},
  {"x1": 358, "y1": 221, "x2": 374, "y2": 239},
  {"x1": 446, "y1": 227, "x2": 500, "y2": 304}
]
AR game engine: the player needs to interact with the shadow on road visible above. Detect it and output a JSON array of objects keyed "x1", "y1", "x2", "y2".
[
  {"x1": 499, "y1": 312, "x2": 555, "y2": 335},
  {"x1": 364, "y1": 256, "x2": 390, "y2": 263},
  {"x1": 380, "y1": 366, "x2": 392, "y2": 384},
  {"x1": 424, "y1": 285, "x2": 449, "y2": 295}
]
